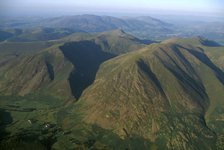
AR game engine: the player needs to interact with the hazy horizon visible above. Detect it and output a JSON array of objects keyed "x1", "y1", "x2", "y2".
[{"x1": 1, "y1": 0, "x2": 224, "y2": 18}]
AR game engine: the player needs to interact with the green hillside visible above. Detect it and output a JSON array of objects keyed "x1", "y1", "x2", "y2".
[
  {"x1": 0, "y1": 34, "x2": 224, "y2": 149},
  {"x1": 67, "y1": 38, "x2": 224, "y2": 149},
  {"x1": 0, "y1": 30, "x2": 148, "y2": 149}
]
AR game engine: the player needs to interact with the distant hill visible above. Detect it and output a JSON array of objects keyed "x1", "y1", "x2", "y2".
[
  {"x1": 0, "y1": 30, "x2": 14, "y2": 42},
  {"x1": 134, "y1": 16, "x2": 172, "y2": 26},
  {"x1": 1, "y1": 14, "x2": 224, "y2": 43},
  {"x1": 0, "y1": 14, "x2": 174, "y2": 41},
  {"x1": 41, "y1": 14, "x2": 173, "y2": 39},
  {"x1": 0, "y1": 27, "x2": 81, "y2": 42},
  {"x1": 41, "y1": 14, "x2": 128, "y2": 32}
]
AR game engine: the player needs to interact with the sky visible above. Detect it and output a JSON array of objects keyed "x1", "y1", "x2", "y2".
[{"x1": 1, "y1": 0, "x2": 224, "y2": 17}]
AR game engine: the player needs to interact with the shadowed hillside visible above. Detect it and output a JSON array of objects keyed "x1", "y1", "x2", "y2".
[{"x1": 60, "y1": 41, "x2": 115, "y2": 99}]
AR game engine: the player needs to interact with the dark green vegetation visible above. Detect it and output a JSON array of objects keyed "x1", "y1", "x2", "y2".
[
  {"x1": 60, "y1": 41, "x2": 115, "y2": 99},
  {"x1": 0, "y1": 23, "x2": 224, "y2": 150}
]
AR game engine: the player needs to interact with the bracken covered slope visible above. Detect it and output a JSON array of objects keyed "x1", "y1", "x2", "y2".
[{"x1": 76, "y1": 38, "x2": 224, "y2": 149}]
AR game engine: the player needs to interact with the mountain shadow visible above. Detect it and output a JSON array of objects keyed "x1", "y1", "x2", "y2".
[
  {"x1": 199, "y1": 38, "x2": 220, "y2": 47},
  {"x1": 45, "y1": 61, "x2": 54, "y2": 80},
  {"x1": 155, "y1": 47, "x2": 209, "y2": 112},
  {"x1": 0, "y1": 108, "x2": 13, "y2": 140},
  {"x1": 137, "y1": 59, "x2": 167, "y2": 98},
  {"x1": 178, "y1": 45, "x2": 224, "y2": 85},
  {"x1": 60, "y1": 41, "x2": 115, "y2": 99}
]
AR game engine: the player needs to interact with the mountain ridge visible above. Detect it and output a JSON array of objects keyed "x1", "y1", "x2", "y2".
[
  {"x1": 0, "y1": 30, "x2": 147, "y2": 100},
  {"x1": 0, "y1": 31, "x2": 224, "y2": 149},
  {"x1": 72, "y1": 38, "x2": 224, "y2": 149}
]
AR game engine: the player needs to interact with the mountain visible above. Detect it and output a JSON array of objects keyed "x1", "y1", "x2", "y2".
[
  {"x1": 62, "y1": 29, "x2": 152, "y2": 54},
  {"x1": 0, "y1": 27, "x2": 79, "y2": 42},
  {"x1": 0, "y1": 30, "x2": 14, "y2": 42},
  {"x1": 0, "y1": 30, "x2": 224, "y2": 149},
  {"x1": 135, "y1": 16, "x2": 172, "y2": 26},
  {"x1": 61, "y1": 37, "x2": 224, "y2": 149},
  {"x1": 0, "y1": 15, "x2": 173, "y2": 41},
  {"x1": 44, "y1": 14, "x2": 173, "y2": 39},
  {"x1": 172, "y1": 21, "x2": 224, "y2": 45},
  {"x1": 0, "y1": 30, "x2": 147, "y2": 100},
  {"x1": 8, "y1": 27, "x2": 77, "y2": 42},
  {"x1": 0, "y1": 30, "x2": 149, "y2": 149},
  {"x1": 161, "y1": 36, "x2": 224, "y2": 70},
  {"x1": 41, "y1": 14, "x2": 128, "y2": 32},
  {"x1": 1, "y1": 15, "x2": 224, "y2": 43}
]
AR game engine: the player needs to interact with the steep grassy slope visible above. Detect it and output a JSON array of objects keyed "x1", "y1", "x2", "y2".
[
  {"x1": 204, "y1": 45, "x2": 224, "y2": 71},
  {"x1": 94, "y1": 29, "x2": 153, "y2": 55},
  {"x1": 161, "y1": 37, "x2": 224, "y2": 71},
  {"x1": 0, "y1": 30, "x2": 146, "y2": 99},
  {"x1": 161, "y1": 37, "x2": 224, "y2": 148},
  {"x1": 0, "y1": 30, "x2": 149, "y2": 149},
  {"x1": 0, "y1": 41, "x2": 72, "y2": 99},
  {"x1": 72, "y1": 38, "x2": 224, "y2": 149},
  {"x1": 0, "y1": 44, "x2": 74, "y2": 99},
  {"x1": 1, "y1": 34, "x2": 223, "y2": 149}
]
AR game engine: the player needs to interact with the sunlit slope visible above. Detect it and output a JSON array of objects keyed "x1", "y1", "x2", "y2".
[
  {"x1": 0, "y1": 45, "x2": 74, "y2": 99},
  {"x1": 78, "y1": 38, "x2": 224, "y2": 149},
  {"x1": 161, "y1": 36, "x2": 224, "y2": 71},
  {"x1": 162, "y1": 37, "x2": 224, "y2": 118},
  {"x1": 0, "y1": 30, "x2": 147, "y2": 100},
  {"x1": 204, "y1": 46, "x2": 224, "y2": 71}
]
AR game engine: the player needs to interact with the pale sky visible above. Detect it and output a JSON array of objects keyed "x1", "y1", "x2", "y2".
[{"x1": 1, "y1": 0, "x2": 224, "y2": 16}]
